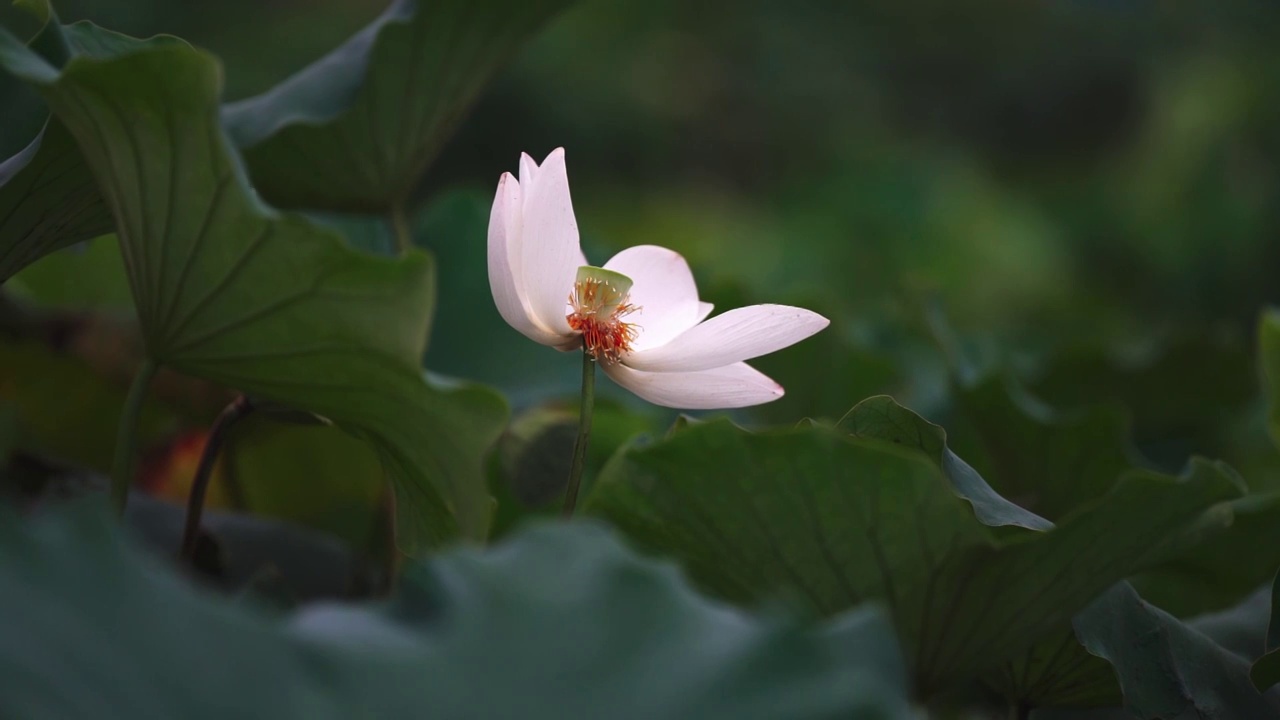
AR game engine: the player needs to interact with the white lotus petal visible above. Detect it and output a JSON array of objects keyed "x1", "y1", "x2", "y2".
[
  {"x1": 694, "y1": 302, "x2": 714, "y2": 324},
  {"x1": 519, "y1": 152, "x2": 539, "y2": 186},
  {"x1": 520, "y1": 148, "x2": 579, "y2": 336},
  {"x1": 602, "y1": 245, "x2": 701, "y2": 351},
  {"x1": 487, "y1": 172, "x2": 561, "y2": 346},
  {"x1": 624, "y1": 304, "x2": 829, "y2": 372},
  {"x1": 602, "y1": 361, "x2": 783, "y2": 409}
]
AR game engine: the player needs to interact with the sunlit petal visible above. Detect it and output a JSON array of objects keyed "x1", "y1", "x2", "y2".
[
  {"x1": 601, "y1": 361, "x2": 784, "y2": 409},
  {"x1": 624, "y1": 304, "x2": 828, "y2": 372},
  {"x1": 694, "y1": 302, "x2": 714, "y2": 324},
  {"x1": 487, "y1": 172, "x2": 561, "y2": 345},
  {"x1": 520, "y1": 148, "x2": 579, "y2": 335},
  {"x1": 603, "y1": 245, "x2": 701, "y2": 351}
]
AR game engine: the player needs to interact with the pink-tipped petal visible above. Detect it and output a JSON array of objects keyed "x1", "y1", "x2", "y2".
[
  {"x1": 488, "y1": 173, "x2": 562, "y2": 346},
  {"x1": 520, "y1": 148, "x2": 580, "y2": 336},
  {"x1": 601, "y1": 361, "x2": 784, "y2": 409},
  {"x1": 624, "y1": 304, "x2": 829, "y2": 372},
  {"x1": 602, "y1": 245, "x2": 702, "y2": 351}
]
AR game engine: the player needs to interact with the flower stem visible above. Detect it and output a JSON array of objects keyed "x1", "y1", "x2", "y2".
[
  {"x1": 110, "y1": 357, "x2": 159, "y2": 515},
  {"x1": 181, "y1": 395, "x2": 254, "y2": 561},
  {"x1": 561, "y1": 350, "x2": 596, "y2": 516},
  {"x1": 376, "y1": 481, "x2": 401, "y2": 593},
  {"x1": 389, "y1": 202, "x2": 414, "y2": 255}
]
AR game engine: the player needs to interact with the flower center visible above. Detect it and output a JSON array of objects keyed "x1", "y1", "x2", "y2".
[{"x1": 566, "y1": 266, "x2": 639, "y2": 363}]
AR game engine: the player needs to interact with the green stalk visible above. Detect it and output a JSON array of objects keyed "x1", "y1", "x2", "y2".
[
  {"x1": 110, "y1": 358, "x2": 159, "y2": 515},
  {"x1": 389, "y1": 203, "x2": 414, "y2": 255},
  {"x1": 561, "y1": 349, "x2": 596, "y2": 516},
  {"x1": 180, "y1": 395, "x2": 253, "y2": 561},
  {"x1": 376, "y1": 482, "x2": 401, "y2": 594}
]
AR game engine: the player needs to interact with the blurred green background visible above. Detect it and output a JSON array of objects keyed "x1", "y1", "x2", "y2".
[
  {"x1": 4, "y1": 0, "x2": 1279, "y2": 529},
  {"x1": 8, "y1": 0, "x2": 1279, "y2": 374}
]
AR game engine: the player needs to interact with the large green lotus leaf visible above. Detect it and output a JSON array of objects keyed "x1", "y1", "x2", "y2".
[
  {"x1": 844, "y1": 398, "x2": 1273, "y2": 709},
  {"x1": 1131, "y1": 491, "x2": 1280, "y2": 618},
  {"x1": 1074, "y1": 582, "x2": 1279, "y2": 719},
  {"x1": 986, "y1": 471, "x2": 1249, "y2": 711},
  {"x1": 0, "y1": 27, "x2": 507, "y2": 549},
  {"x1": 585, "y1": 418, "x2": 1239, "y2": 692},
  {"x1": 0, "y1": 501, "x2": 911, "y2": 720},
  {"x1": 910, "y1": 325, "x2": 1280, "y2": 705},
  {"x1": 839, "y1": 395, "x2": 1051, "y2": 532},
  {"x1": 838, "y1": 396, "x2": 1120, "y2": 707},
  {"x1": 0, "y1": 5, "x2": 202, "y2": 283},
  {"x1": 222, "y1": 0, "x2": 574, "y2": 212},
  {"x1": 852, "y1": 392, "x2": 1271, "y2": 707},
  {"x1": 985, "y1": 625, "x2": 1123, "y2": 709},
  {"x1": 1189, "y1": 583, "x2": 1273, "y2": 663},
  {"x1": 890, "y1": 372, "x2": 1276, "y2": 708},
  {"x1": 992, "y1": 578, "x2": 1271, "y2": 712},
  {"x1": 898, "y1": 375, "x2": 1267, "y2": 708},
  {"x1": 306, "y1": 192, "x2": 583, "y2": 402},
  {"x1": 1004, "y1": 581, "x2": 1280, "y2": 718},
  {"x1": 946, "y1": 374, "x2": 1138, "y2": 522},
  {"x1": 0, "y1": 118, "x2": 111, "y2": 282},
  {"x1": 0, "y1": 5, "x2": 111, "y2": 282}
]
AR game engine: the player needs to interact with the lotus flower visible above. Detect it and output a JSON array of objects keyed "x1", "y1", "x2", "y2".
[{"x1": 488, "y1": 148, "x2": 828, "y2": 409}]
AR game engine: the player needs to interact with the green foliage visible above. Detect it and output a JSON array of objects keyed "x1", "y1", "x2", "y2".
[
  {"x1": 1261, "y1": 311, "x2": 1280, "y2": 451},
  {"x1": 1074, "y1": 582, "x2": 1277, "y2": 719},
  {"x1": 1250, "y1": 570, "x2": 1280, "y2": 692},
  {"x1": 985, "y1": 625, "x2": 1123, "y2": 709},
  {"x1": 1026, "y1": 334, "x2": 1258, "y2": 468},
  {"x1": 585, "y1": 418, "x2": 1239, "y2": 693},
  {"x1": 0, "y1": 22, "x2": 506, "y2": 550},
  {"x1": 1131, "y1": 492, "x2": 1280, "y2": 618},
  {"x1": 945, "y1": 374, "x2": 1137, "y2": 522},
  {"x1": 7, "y1": 235, "x2": 132, "y2": 308},
  {"x1": 221, "y1": 415, "x2": 386, "y2": 551},
  {"x1": 0, "y1": 119, "x2": 110, "y2": 281},
  {"x1": 489, "y1": 398, "x2": 660, "y2": 536},
  {"x1": 0, "y1": 501, "x2": 911, "y2": 720},
  {"x1": 840, "y1": 395, "x2": 1051, "y2": 531},
  {"x1": 0, "y1": 7, "x2": 106, "y2": 282},
  {"x1": 1, "y1": 1, "x2": 1279, "y2": 717},
  {"x1": 223, "y1": 0, "x2": 574, "y2": 212},
  {"x1": 0, "y1": 339, "x2": 177, "y2": 471}
]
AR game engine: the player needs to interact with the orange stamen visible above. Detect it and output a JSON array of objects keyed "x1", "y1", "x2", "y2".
[{"x1": 567, "y1": 277, "x2": 639, "y2": 363}]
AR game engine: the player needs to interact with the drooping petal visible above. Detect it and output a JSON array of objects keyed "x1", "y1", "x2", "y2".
[
  {"x1": 624, "y1": 304, "x2": 829, "y2": 372},
  {"x1": 603, "y1": 245, "x2": 701, "y2": 351},
  {"x1": 601, "y1": 361, "x2": 784, "y2": 409},
  {"x1": 488, "y1": 172, "x2": 562, "y2": 346},
  {"x1": 520, "y1": 148, "x2": 580, "y2": 336}
]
